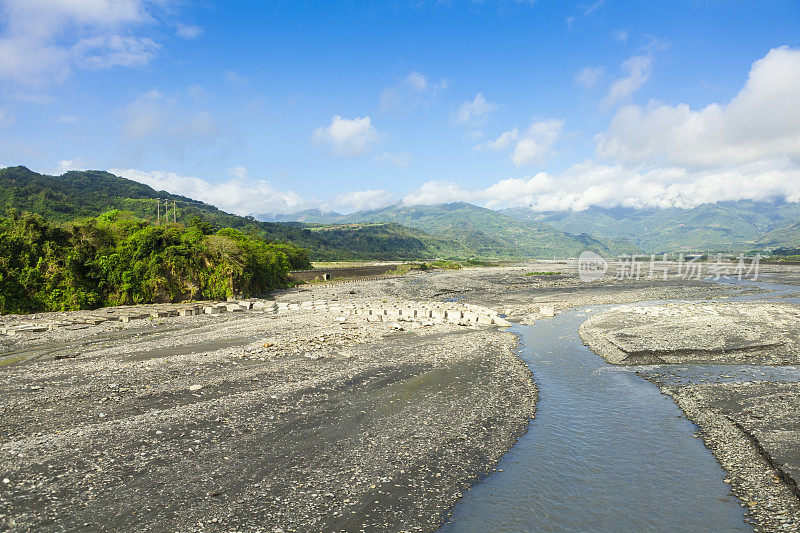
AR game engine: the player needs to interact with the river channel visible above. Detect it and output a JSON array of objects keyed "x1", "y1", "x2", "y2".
[{"x1": 443, "y1": 278, "x2": 800, "y2": 531}]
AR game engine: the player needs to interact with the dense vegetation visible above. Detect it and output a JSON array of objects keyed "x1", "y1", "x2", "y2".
[
  {"x1": 503, "y1": 201, "x2": 800, "y2": 253},
  {"x1": 0, "y1": 210, "x2": 310, "y2": 315},
  {"x1": 281, "y1": 202, "x2": 641, "y2": 258},
  {"x1": 0, "y1": 166, "x2": 468, "y2": 261}
]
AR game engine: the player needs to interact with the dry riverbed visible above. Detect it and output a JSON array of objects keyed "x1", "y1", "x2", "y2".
[
  {"x1": 0, "y1": 262, "x2": 792, "y2": 531},
  {"x1": 0, "y1": 276, "x2": 536, "y2": 532}
]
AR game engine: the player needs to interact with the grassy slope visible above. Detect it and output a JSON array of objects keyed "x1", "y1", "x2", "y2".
[
  {"x1": 504, "y1": 200, "x2": 800, "y2": 252},
  {"x1": 0, "y1": 166, "x2": 463, "y2": 261},
  {"x1": 332, "y1": 202, "x2": 641, "y2": 258}
]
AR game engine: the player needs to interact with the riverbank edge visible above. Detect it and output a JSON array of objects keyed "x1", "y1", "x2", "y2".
[
  {"x1": 437, "y1": 330, "x2": 540, "y2": 529},
  {"x1": 657, "y1": 385, "x2": 800, "y2": 532}
]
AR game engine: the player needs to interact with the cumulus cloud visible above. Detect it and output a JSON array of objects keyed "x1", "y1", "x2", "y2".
[
  {"x1": 332, "y1": 189, "x2": 395, "y2": 213},
  {"x1": 111, "y1": 167, "x2": 305, "y2": 216},
  {"x1": 399, "y1": 158, "x2": 800, "y2": 212},
  {"x1": 313, "y1": 115, "x2": 381, "y2": 157},
  {"x1": 0, "y1": 0, "x2": 166, "y2": 86},
  {"x1": 604, "y1": 55, "x2": 653, "y2": 107},
  {"x1": 380, "y1": 71, "x2": 448, "y2": 110},
  {"x1": 575, "y1": 66, "x2": 604, "y2": 88},
  {"x1": 598, "y1": 46, "x2": 800, "y2": 168},
  {"x1": 454, "y1": 93, "x2": 499, "y2": 125},
  {"x1": 401, "y1": 181, "x2": 474, "y2": 206},
  {"x1": 613, "y1": 29, "x2": 628, "y2": 43},
  {"x1": 51, "y1": 158, "x2": 88, "y2": 175},
  {"x1": 479, "y1": 119, "x2": 563, "y2": 166}
]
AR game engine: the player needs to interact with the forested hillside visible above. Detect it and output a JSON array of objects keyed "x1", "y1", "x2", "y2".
[
  {"x1": 0, "y1": 210, "x2": 310, "y2": 314},
  {"x1": 0, "y1": 166, "x2": 463, "y2": 261}
]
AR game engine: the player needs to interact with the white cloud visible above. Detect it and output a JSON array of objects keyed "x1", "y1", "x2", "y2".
[
  {"x1": 613, "y1": 29, "x2": 628, "y2": 43},
  {"x1": 72, "y1": 34, "x2": 158, "y2": 69},
  {"x1": 479, "y1": 119, "x2": 563, "y2": 166},
  {"x1": 400, "y1": 158, "x2": 800, "y2": 212},
  {"x1": 454, "y1": 93, "x2": 499, "y2": 125},
  {"x1": 313, "y1": 115, "x2": 381, "y2": 157},
  {"x1": 575, "y1": 66, "x2": 604, "y2": 88},
  {"x1": 176, "y1": 23, "x2": 202, "y2": 39},
  {"x1": 598, "y1": 46, "x2": 800, "y2": 168},
  {"x1": 111, "y1": 168, "x2": 305, "y2": 216},
  {"x1": 584, "y1": 0, "x2": 605, "y2": 16},
  {"x1": 402, "y1": 181, "x2": 474, "y2": 206},
  {"x1": 376, "y1": 151, "x2": 412, "y2": 167},
  {"x1": 54, "y1": 114, "x2": 79, "y2": 123},
  {"x1": 332, "y1": 189, "x2": 395, "y2": 213},
  {"x1": 51, "y1": 158, "x2": 88, "y2": 175},
  {"x1": 604, "y1": 55, "x2": 653, "y2": 107},
  {"x1": 380, "y1": 71, "x2": 448, "y2": 110},
  {"x1": 0, "y1": 0, "x2": 165, "y2": 86},
  {"x1": 481, "y1": 128, "x2": 519, "y2": 151},
  {"x1": 229, "y1": 165, "x2": 248, "y2": 180},
  {"x1": 120, "y1": 89, "x2": 165, "y2": 139},
  {"x1": 404, "y1": 47, "x2": 800, "y2": 212}
]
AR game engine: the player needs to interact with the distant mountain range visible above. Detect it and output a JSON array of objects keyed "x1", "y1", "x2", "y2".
[
  {"x1": 0, "y1": 166, "x2": 460, "y2": 261},
  {"x1": 260, "y1": 199, "x2": 800, "y2": 254},
  {"x1": 3, "y1": 165, "x2": 797, "y2": 259},
  {"x1": 268, "y1": 203, "x2": 641, "y2": 258}
]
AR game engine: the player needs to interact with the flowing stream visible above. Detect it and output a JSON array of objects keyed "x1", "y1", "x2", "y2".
[{"x1": 443, "y1": 278, "x2": 800, "y2": 532}]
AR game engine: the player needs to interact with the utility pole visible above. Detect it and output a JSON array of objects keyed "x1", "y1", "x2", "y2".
[
  {"x1": 157, "y1": 198, "x2": 160, "y2": 225},
  {"x1": 173, "y1": 200, "x2": 177, "y2": 223}
]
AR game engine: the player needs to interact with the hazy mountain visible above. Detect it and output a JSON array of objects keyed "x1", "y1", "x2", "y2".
[
  {"x1": 285, "y1": 202, "x2": 642, "y2": 258},
  {"x1": 258, "y1": 209, "x2": 344, "y2": 223},
  {"x1": 502, "y1": 200, "x2": 800, "y2": 252}
]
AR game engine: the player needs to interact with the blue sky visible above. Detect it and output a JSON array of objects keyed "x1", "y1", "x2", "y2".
[{"x1": 0, "y1": 0, "x2": 799, "y2": 215}]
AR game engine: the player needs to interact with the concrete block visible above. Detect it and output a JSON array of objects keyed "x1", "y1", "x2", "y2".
[
  {"x1": 204, "y1": 306, "x2": 221, "y2": 314},
  {"x1": 445, "y1": 309, "x2": 463, "y2": 321},
  {"x1": 492, "y1": 316, "x2": 513, "y2": 327},
  {"x1": 476, "y1": 315, "x2": 494, "y2": 325},
  {"x1": 539, "y1": 305, "x2": 555, "y2": 317},
  {"x1": 431, "y1": 309, "x2": 446, "y2": 320},
  {"x1": 462, "y1": 311, "x2": 479, "y2": 323},
  {"x1": 178, "y1": 308, "x2": 195, "y2": 316}
]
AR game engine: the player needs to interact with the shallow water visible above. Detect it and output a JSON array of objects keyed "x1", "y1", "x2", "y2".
[
  {"x1": 441, "y1": 311, "x2": 751, "y2": 532},
  {"x1": 443, "y1": 277, "x2": 800, "y2": 531}
]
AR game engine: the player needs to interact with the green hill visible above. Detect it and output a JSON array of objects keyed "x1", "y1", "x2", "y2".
[
  {"x1": 0, "y1": 166, "x2": 463, "y2": 261},
  {"x1": 755, "y1": 220, "x2": 800, "y2": 249},
  {"x1": 299, "y1": 202, "x2": 641, "y2": 258},
  {"x1": 503, "y1": 201, "x2": 800, "y2": 253}
]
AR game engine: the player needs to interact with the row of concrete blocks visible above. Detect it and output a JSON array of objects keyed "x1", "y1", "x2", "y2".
[
  {"x1": 0, "y1": 301, "x2": 273, "y2": 335},
  {"x1": 346, "y1": 307, "x2": 511, "y2": 327}
]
